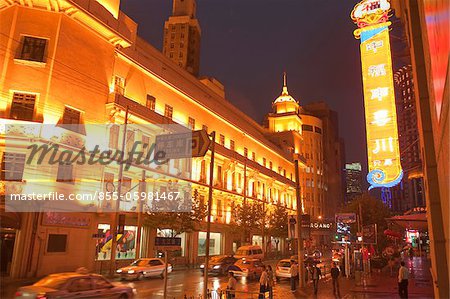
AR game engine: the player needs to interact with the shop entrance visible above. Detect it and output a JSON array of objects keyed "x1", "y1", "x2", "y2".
[{"x1": 0, "y1": 228, "x2": 16, "y2": 276}]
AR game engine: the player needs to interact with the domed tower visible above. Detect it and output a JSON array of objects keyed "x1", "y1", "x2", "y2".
[{"x1": 267, "y1": 73, "x2": 302, "y2": 133}]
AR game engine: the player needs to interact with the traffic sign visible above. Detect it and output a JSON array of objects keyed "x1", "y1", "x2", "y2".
[{"x1": 191, "y1": 130, "x2": 210, "y2": 157}]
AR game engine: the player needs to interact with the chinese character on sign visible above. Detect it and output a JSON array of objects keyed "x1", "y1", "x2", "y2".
[
  {"x1": 372, "y1": 137, "x2": 394, "y2": 154},
  {"x1": 372, "y1": 109, "x2": 391, "y2": 126},
  {"x1": 366, "y1": 40, "x2": 383, "y2": 52},
  {"x1": 370, "y1": 87, "x2": 389, "y2": 101},
  {"x1": 368, "y1": 64, "x2": 386, "y2": 77}
]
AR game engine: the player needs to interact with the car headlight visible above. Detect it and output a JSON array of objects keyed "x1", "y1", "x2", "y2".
[
  {"x1": 128, "y1": 270, "x2": 135, "y2": 274},
  {"x1": 200, "y1": 264, "x2": 205, "y2": 269},
  {"x1": 213, "y1": 265, "x2": 221, "y2": 269},
  {"x1": 116, "y1": 269, "x2": 122, "y2": 273}
]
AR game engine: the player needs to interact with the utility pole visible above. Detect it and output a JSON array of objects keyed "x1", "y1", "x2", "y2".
[
  {"x1": 109, "y1": 106, "x2": 129, "y2": 277},
  {"x1": 295, "y1": 160, "x2": 305, "y2": 288},
  {"x1": 202, "y1": 131, "x2": 215, "y2": 299},
  {"x1": 135, "y1": 170, "x2": 146, "y2": 259}
]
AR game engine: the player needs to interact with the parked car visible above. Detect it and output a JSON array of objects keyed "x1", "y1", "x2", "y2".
[
  {"x1": 116, "y1": 258, "x2": 172, "y2": 280},
  {"x1": 234, "y1": 245, "x2": 264, "y2": 260},
  {"x1": 199, "y1": 255, "x2": 237, "y2": 275},
  {"x1": 228, "y1": 258, "x2": 265, "y2": 280},
  {"x1": 15, "y1": 271, "x2": 134, "y2": 299},
  {"x1": 275, "y1": 259, "x2": 293, "y2": 281}
]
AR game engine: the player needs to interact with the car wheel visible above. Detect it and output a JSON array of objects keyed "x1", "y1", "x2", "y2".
[{"x1": 119, "y1": 294, "x2": 128, "y2": 299}]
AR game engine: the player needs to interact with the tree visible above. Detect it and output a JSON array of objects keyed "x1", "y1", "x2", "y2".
[
  {"x1": 343, "y1": 192, "x2": 392, "y2": 250},
  {"x1": 229, "y1": 200, "x2": 266, "y2": 244},
  {"x1": 267, "y1": 204, "x2": 289, "y2": 254},
  {"x1": 143, "y1": 191, "x2": 207, "y2": 237}
]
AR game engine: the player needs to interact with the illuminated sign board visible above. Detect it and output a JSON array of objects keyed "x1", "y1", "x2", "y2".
[{"x1": 351, "y1": 0, "x2": 403, "y2": 189}]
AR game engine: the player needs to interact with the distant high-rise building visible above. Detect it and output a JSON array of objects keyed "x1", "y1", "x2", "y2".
[
  {"x1": 163, "y1": 0, "x2": 201, "y2": 76},
  {"x1": 391, "y1": 65, "x2": 425, "y2": 211},
  {"x1": 345, "y1": 162, "x2": 362, "y2": 202}
]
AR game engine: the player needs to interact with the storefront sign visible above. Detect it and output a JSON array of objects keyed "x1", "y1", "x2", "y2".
[
  {"x1": 335, "y1": 213, "x2": 357, "y2": 224},
  {"x1": 310, "y1": 222, "x2": 333, "y2": 230},
  {"x1": 351, "y1": 0, "x2": 403, "y2": 189},
  {"x1": 42, "y1": 212, "x2": 91, "y2": 228}
]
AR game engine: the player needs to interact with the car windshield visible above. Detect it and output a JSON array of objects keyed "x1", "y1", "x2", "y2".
[
  {"x1": 130, "y1": 259, "x2": 148, "y2": 266},
  {"x1": 34, "y1": 276, "x2": 69, "y2": 289},
  {"x1": 279, "y1": 261, "x2": 291, "y2": 267},
  {"x1": 235, "y1": 250, "x2": 248, "y2": 256}
]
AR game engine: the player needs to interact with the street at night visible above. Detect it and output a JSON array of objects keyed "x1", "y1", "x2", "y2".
[{"x1": 0, "y1": 0, "x2": 448, "y2": 298}]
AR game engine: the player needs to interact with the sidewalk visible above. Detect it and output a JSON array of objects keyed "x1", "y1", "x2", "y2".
[{"x1": 351, "y1": 256, "x2": 434, "y2": 298}]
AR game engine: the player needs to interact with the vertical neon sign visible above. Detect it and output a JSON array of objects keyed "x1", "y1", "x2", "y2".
[{"x1": 351, "y1": 0, "x2": 403, "y2": 189}]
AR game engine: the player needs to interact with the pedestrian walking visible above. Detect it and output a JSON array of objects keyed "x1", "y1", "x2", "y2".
[
  {"x1": 267, "y1": 265, "x2": 274, "y2": 299},
  {"x1": 226, "y1": 271, "x2": 237, "y2": 299},
  {"x1": 398, "y1": 261, "x2": 409, "y2": 298},
  {"x1": 331, "y1": 262, "x2": 341, "y2": 297},
  {"x1": 310, "y1": 264, "x2": 322, "y2": 295},
  {"x1": 290, "y1": 260, "x2": 299, "y2": 292},
  {"x1": 258, "y1": 265, "x2": 268, "y2": 299}
]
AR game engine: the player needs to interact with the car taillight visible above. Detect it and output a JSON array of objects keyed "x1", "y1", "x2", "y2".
[
  {"x1": 36, "y1": 294, "x2": 47, "y2": 299},
  {"x1": 14, "y1": 292, "x2": 22, "y2": 297}
]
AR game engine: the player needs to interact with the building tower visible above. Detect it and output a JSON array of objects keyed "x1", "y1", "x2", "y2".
[{"x1": 163, "y1": 0, "x2": 201, "y2": 76}]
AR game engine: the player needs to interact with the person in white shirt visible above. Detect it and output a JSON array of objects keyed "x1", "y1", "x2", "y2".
[
  {"x1": 226, "y1": 271, "x2": 237, "y2": 299},
  {"x1": 398, "y1": 261, "x2": 409, "y2": 298}
]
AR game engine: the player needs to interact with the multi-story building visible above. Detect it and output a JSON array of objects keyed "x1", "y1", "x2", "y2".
[
  {"x1": 0, "y1": 0, "x2": 307, "y2": 278},
  {"x1": 392, "y1": 0, "x2": 449, "y2": 296},
  {"x1": 344, "y1": 162, "x2": 363, "y2": 202},
  {"x1": 163, "y1": 0, "x2": 201, "y2": 76},
  {"x1": 265, "y1": 75, "x2": 345, "y2": 247},
  {"x1": 390, "y1": 65, "x2": 425, "y2": 212}
]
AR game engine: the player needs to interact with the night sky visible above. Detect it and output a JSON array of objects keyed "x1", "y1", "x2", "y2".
[{"x1": 121, "y1": 0, "x2": 368, "y2": 174}]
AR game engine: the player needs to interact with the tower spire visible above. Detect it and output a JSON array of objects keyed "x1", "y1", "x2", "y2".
[{"x1": 282, "y1": 72, "x2": 289, "y2": 95}]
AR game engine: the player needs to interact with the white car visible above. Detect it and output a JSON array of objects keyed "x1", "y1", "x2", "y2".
[
  {"x1": 116, "y1": 258, "x2": 172, "y2": 280},
  {"x1": 275, "y1": 259, "x2": 293, "y2": 280}
]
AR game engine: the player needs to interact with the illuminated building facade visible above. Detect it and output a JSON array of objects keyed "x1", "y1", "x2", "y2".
[
  {"x1": 345, "y1": 162, "x2": 363, "y2": 202},
  {"x1": 266, "y1": 75, "x2": 345, "y2": 247},
  {"x1": 390, "y1": 65, "x2": 425, "y2": 212},
  {"x1": 0, "y1": 0, "x2": 304, "y2": 278},
  {"x1": 392, "y1": 0, "x2": 449, "y2": 295},
  {"x1": 351, "y1": 0, "x2": 403, "y2": 189},
  {"x1": 163, "y1": 0, "x2": 201, "y2": 76}
]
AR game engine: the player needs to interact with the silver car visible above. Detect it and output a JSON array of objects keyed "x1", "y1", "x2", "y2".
[
  {"x1": 14, "y1": 272, "x2": 134, "y2": 299},
  {"x1": 116, "y1": 258, "x2": 172, "y2": 280}
]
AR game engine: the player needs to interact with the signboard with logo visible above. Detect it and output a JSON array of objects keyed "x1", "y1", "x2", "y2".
[
  {"x1": 154, "y1": 237, "x2": 182, "y2": 251},
  {"x1": 363, "y1": 224, "x2": 377, "y2": 244},
  {"x1": 351, "y1": 0, "x2": 403, "y2": 189},
  {"x1": 335, "y1": 213, "x2": 357, "y2": 224}
]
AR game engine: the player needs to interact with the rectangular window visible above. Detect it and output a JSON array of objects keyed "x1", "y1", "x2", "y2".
[
  {"x1": 10, "y1": 93, "x2": 36, "y2": 121},
  {"x1": 121, "y1": 176, "x2": 132, "y2": 192},
  {"x1": 109, "y1": 125, "x2": 119, "y2": 150},
  {"x1": 244, "y1": 147, "x2": 248, "y2": 158},
  {"x1": 19, "y1": 36, "x2": 47, "y2": 62},
  {"x1": 302, "y1": 124, "x2": 313, "y2": 132},
  {"x1": 269, "y1": 161, "x2": 273, "y2": 170},
  {"x1": 216, "y1": 165, "x2": 222, "y2": 187},
  {"x1": 252, "y1": 152, "x2": 256, "y2": 161},
  {"x1": 188, "y1": 117, "x2": 195, "y2": 129},
  {"x1": 164, "y1": 105, "x2": 173, "y2": 119},
  {"x1": 57, "y1": 163, "x2": 74, "y2": 183},
  {"x1": 198, "y1": 232, "x2": 221, "y2": 256},
  {"x1": 114, "y1": 76, "x2": 125, "y2": 95},
  {"x1": 62, "y1": 107, "x2": 81, "y2": 125},
  {"x1": 263, "y1": 158, "x2": 266, "y2": 167},
  {"x1": 217, "y1": 200, "x2": 223, "y2": 217},
  {"x1": 230, "y1": 140, "x2": 235, "y2": 151},
  {"x1": 1, "y1": 153, "x2": 26, "y2": 181},
  {"x1": 314, "y1": 127, "x2": 322, "y2": 134},
  {"x1": 219, "y1": 134, "x2": 225, "y2": 146},
  {"x1": 146, "y1": 95, "x2": 156, "y2": 111},
  {"x1": 47, "y1": 234, "x2": 67, "y2": 253}
]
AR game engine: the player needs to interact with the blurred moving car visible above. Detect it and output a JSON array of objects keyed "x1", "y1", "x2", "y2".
[
  {"x1": 199, "y1": 255, "x2": 237, "y2": 275},
  {"x1": 234, "y1": 245, "x2": 264, "y2": 260},
  {"x1": 14, "y1": 272, "x2": 134, "y2": 299},
  {"x1": 275, "y1": 259, "x2": 294, "y2": 281},
  {"x1": 116, "y1": 258, "x2": 172, "y2": 280},
  {"x1": 228, "y1": 258, "x2": 265, "y2": 280}
]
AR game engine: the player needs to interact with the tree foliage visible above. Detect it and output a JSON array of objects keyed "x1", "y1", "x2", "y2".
[
  {"x1": 343, "y1": 192, "x2": 392, "y2": 250},
  {"x1": 143, "y1": 194, "x2": 207, "y2": 237},
  {"x1": 268, "y1": 204, "x2": 289, "y2": 239},
  {"x1": 229, "y1": 200, "x2": 266, "y2": 241}
]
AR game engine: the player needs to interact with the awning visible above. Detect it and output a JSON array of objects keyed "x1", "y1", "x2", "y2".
[{"x1": 386, "y1": 213, "x2": 428, "y2": 231}]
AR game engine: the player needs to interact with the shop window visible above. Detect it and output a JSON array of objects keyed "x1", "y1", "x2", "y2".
[
  {"x1": 96, "y1": 224, "x2": 137, "y2": 260},
  {"x1": 10, "y1": 93, "x2": 36, "y2": 121},
  {"x1": 198, "y1": 232, "x2": 221, "y2": 256},
  {"x1": 47, "y1": 234, "x2": 67, "y2": 253},
  {"x1": 1, "y1": 153, "x2": 26, "y2": 181},
  {"x1": 157, "y1": 229, "x2": 185, "y2": 256},
  {"x1": 19, "y1": 36, "x2": 47, "y2": 62}
]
